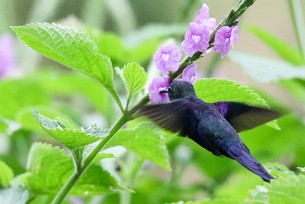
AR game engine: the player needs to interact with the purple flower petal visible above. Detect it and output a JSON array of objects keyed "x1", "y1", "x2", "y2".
[
  {"x1": 148, "y1": 76, "x2": 170, "y2": 103},
  {"x1": 153, "y1": 44, "x2": 182, "y2": 75},
  {"x1": 182, "y1": 64, "x2": 197, "y2": 84},
  {"x1": 181, "y1": 22, "x2": 210, "y2": 57},
  {"x1": 195, "y1": 4, "x2": 209, "y2": 23},
  {"x1": 214, "y1": 25, "x2": 239, "y2": 58},
  {"x1": 0, "y1": 34, "x2": 16, "y2": 78}
]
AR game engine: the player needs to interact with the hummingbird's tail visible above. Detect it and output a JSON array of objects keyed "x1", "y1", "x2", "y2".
[{"x1": 227, "y1": 144, "x2": 274, "y2": 182}]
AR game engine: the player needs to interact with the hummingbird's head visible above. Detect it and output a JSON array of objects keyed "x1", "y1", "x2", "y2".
[{"x1": 166, "y1": 80, "x2": 197, "y2": 100}]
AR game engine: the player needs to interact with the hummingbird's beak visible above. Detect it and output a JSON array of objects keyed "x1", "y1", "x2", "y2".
[{"x1": 159, "y1": 89, "x2": 168, "y2": 94}]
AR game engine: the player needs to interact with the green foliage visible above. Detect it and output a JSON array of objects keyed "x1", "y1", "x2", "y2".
[
  {"x1": 18, "y1": 142, "x2": 124, "y2": 195},
  {"x1": 0, "y1": 160, "x2": 14, "y2": 187},
  {"x1": 33, "y1": 111, "x2": 108, "y2": 149},
  {"x1": 12, "y1": 23, "x2": 117, "y2": 97},
  {"x1": 194, "y1": 78, "x2": 268, "y2": 106},
  {"x1": 121, "y1": 62, "x2": 148, "y2": 96},
  {"x1": 0, "y1": 186, "x2": 29, "y2": 204},
  {"x1": 106, "y1": 123, "x2": 171, "y2": 170},
  {"x1": 245, "y1": 24, "x2": 305, "y2": 65}
]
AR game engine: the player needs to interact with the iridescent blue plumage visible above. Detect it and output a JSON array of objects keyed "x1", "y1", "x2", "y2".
[{"x1": 138, "y1": 80, "x2": 280, "y2": 182}]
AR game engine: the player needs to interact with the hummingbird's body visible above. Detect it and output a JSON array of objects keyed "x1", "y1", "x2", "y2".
[{"x1": 138, "y1": 80, "x2": 279, "y2": 182}]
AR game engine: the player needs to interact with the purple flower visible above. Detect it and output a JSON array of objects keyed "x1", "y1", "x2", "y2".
[
  {"x1": 195, "y1": 4, "x2": 217, "y2": 33},
  {"x1": 214, "y1": 25, "x2": 239, "y2": 58},
  {"x1": 195, "y1": 4, "x2": 209, "y2": 22},
  {"x1": 181, "y1": 22, "x2": 210, "y2": 57},
  {"x1": 148, "y1": 76, "x2": 170, "y2": 103},
  {"x1": 182, "y1": 64, "x2": 197, "y2": 84},
  {"x1": 0, "y1": 34, "x2": 16, "y2": 78},
  {"x1": 153, "y1": 44, "x2": 182, "y2": 75}
]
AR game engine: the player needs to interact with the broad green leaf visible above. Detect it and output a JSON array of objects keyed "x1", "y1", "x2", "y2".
[
  {"x1": 105, "y1": 123, "x2": 171, "y2": 170},
  {"x1": 194, "y1": 78, "x2": 268, "y2": 107},
  {"x1": 16, "y1": 106, "x2": 76, "y2": 133},
  {"x1": 229, "y1": 52, "x2": 305, "y2": 82},
  {"x1": 33, "y1": 111, "x2": 108, "y2": 149},
  {"x1": 121, "y1": 62, "x2": 148, "y2": 96},
  {"x1": 0, "y1": 160, "x2": 14, "y2": 187},
  {"x1": 248, "y1": 166, "x2": 305, "y2": 204},
  {"x1": 0, "y1": 79, "x2": 50, "y2": 119},
  {"x1": 12, "y1": 23, "x2": 116, "y2": 94},
  {"x1": 18, "y1": 142, "x2": 125, "y2": 195},
  {"x1": 0, "y1": 186, "x2": 29, "y2": 204},
  {"x1": 246, "y1": 24, "x2": 305, "y2": 65}
]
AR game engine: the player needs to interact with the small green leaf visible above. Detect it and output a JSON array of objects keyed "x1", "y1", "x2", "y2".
[
  {"x1": 105, "y1": 123, "x2": 171, "y2": 170},
  {"x1": 18, "y1": 142, "x2": 125, "y2": 195},
  {"x1": 0, "y1": 186, "x2": 29, "y2": 204},
  {"x1": 229, "y1": 52, "x2": 305, "y2": 82},
  {"x1": 121, "y1": 62, "x2": 148, "y2": 96},
  {"x1": 246, "y1": 24, "x2": 305, "y2": 65},
  {"x1": 0, "y1": 160, "x2": 14, "y2": 187},
  {"x1": 33, "y1": 111, "x2": 108, "y2": 149},
  {"x1": 194, "y1": 78, "x2": 268, "y2": 107},
  {"x1": 12, "y1": 23, "x2": 116, "y2": 95}
]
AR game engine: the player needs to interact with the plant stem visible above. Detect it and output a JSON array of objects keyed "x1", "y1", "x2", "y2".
[
  {"x1": 288, "y1": 0, "x2": 305, "y2": 61},
  {"x1": 51, "y1": 115, "x2": 128, "y2": 204}
]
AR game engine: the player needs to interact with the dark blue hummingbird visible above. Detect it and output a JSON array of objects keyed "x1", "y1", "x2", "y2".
[{"x1": 138, "y1": 80, "x2": 280, "y2": 182}]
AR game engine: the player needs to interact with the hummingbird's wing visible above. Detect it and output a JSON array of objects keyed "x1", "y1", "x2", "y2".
[
  {"x1": 213, "y1": 102, "x2": 281, "y2": 132},
  {"x1": 136, "y1": 99, "x2": 199, "y2": 135}
]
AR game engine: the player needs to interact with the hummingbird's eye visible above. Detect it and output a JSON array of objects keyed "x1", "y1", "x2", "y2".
[{"x1": 168, "y1": 87, "x2": 171, "y2": 92}]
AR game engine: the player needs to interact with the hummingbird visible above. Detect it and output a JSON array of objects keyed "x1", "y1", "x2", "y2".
[{"x1": 137, "y1": 80, "x2": 280, "y2": 182}]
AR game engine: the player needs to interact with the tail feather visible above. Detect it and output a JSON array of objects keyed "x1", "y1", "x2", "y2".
[{"x1": 227, "y1": 144, "x2": 274, "y2": 182}]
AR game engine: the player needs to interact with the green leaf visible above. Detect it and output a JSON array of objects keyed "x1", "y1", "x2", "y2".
[
  {"x1": 0, "y1": 160, "x2": 14, "y2": 187},
  {"x1": 12, "y1": 23, "x2": 116, "y2": 94},
  {"x1": 0, "y1": 79, "x2": 50, "y2": 119},
  {"x1": 0, "y1": 186, "x2": 29, "y2": 204},
  {"x1": 105, "y1": 123, "x2": 171, "y2": 170},
  {"x1": 194, "y1": 78, "x2": 268, "y2": 107},
  {"x1": 121, "y1": 62, "x2": 148, "y2": 96},
  {"x1": 248, "y1": 168, "x2": 305, "y2": 204},
  {"x1": 194, "y1": 78, "x2": 279, "y2": 130},
  {"x1": 246, "y1": 24, "x2": 305, "y2": 65},
  {"x1": 33, "y1": 111, "x2": 109, "y2": 149},
  {"x1": 18, "y1": 142, "x2": 125, "y2": 195},
  {"x1": 229, "y1": 52, "x2": 305, "y2": 82}
]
